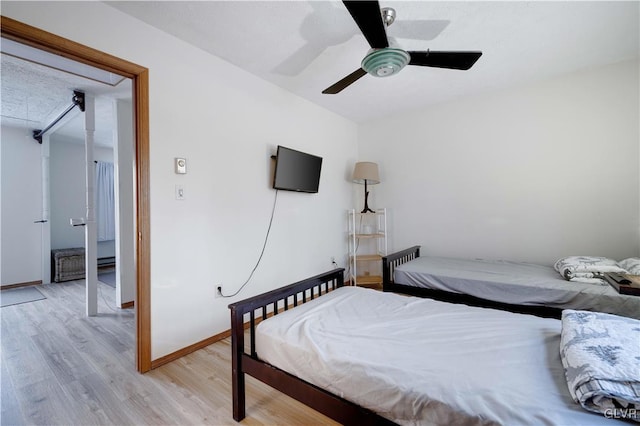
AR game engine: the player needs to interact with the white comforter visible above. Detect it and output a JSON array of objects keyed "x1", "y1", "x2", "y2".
[
  {"x1": 256, "y1": 287, "x2": 625, "y2": 425},
  {"x1": 554, "y1": 256, "x2": 629, "y2": 284},
  {"x1": 561, "y1": 310, "x2": 640, "y2": 421}
]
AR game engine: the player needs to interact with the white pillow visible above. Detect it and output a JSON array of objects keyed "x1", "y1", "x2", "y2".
[{"x1": 618, "y1": 258, "x2": 640, "y2": 275}]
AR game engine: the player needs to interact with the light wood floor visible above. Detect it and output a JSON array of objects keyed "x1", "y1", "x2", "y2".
[{"x1": 1, "y1": 279, "x2": 339, "y2": 425}]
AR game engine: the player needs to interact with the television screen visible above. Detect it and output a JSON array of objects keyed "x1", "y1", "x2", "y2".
[{"x1": 273, "y1": 146, "x2": 322, "y2": 193}]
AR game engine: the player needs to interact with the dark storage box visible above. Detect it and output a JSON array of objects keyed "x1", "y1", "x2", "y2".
[{"x1": 51, "y1": 248, "x2": 85, "y2": 282}]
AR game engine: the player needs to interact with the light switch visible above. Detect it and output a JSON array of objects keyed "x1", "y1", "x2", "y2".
[
  {"x1": 175, "y1": 184, "x2": 185, "y2": 200},
  {"x1": 175, "y1": 157, "x2": 187, "y2": 174}
]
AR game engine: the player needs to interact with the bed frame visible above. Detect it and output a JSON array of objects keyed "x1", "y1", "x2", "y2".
[
  {"x1": 228, "y1": 268, "x2": 396, "y2": 425},
  {"x1": 382, "y1": 246, "x2": 562, "y2": 319}
]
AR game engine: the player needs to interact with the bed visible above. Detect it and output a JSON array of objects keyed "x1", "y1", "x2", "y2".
[
  {"x1": 229, "y1": 269, "x2": 391, "y2": 425},
  {"x1": 382, "y1": 246, "x2": 640, "y2": 320},
  {"x1": 229, "y1": 269, "x2": 637, "y2": 425}
]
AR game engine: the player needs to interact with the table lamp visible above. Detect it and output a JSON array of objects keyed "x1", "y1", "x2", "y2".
[{"x1": 352, "y1": 162, "x2": 380, "y2": 213}]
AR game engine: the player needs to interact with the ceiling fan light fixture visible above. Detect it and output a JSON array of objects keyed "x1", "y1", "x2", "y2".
[{"x1": 361, "y1": 48, "x2": 410, "y2": 77}]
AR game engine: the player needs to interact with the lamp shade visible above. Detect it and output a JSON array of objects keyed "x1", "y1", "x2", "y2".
[{"x1": 352, "y1": 162, "x2": 380, "y2": 185}]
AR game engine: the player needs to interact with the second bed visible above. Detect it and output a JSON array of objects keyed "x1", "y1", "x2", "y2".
[{"x1": 382, "y1": 246, "x2": 640, "y2": 320}]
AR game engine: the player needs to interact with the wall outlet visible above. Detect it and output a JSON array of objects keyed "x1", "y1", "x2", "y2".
[
  {"x1": 215, "y1": 286, "x2": 222, "y2": 298},
  {"x1": 331, "y1": 257, "x2": 338, "y2": 268}
]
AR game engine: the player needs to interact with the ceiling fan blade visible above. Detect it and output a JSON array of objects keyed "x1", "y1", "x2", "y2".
[
  {"x1": 343, "y1": 1, "x2": 389, "y2": 49},
  {"x1": 408, "y1": 51, "x2": 482, "y2": 70},
  {"x1": 322, "y1": 68, "x2": 368, "y2": 94}
]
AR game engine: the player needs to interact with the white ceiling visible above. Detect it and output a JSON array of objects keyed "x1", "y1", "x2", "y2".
[
  {"x1": 108, "y1": 1, "x2": 640, "y2": 123},
  {"x1": 0, "y1": 51, "x2": 131, "y2": 147},
  {"x1": 2, "y1": 1, "x2": 637, "y2": 137}
]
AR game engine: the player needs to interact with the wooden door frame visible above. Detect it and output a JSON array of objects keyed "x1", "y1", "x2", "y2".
[{"x1": 1, "y1": 16, "x2": 152, "y2": 372}]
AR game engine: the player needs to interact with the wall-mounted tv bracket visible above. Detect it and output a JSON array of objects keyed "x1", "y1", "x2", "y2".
[{"x1": 33, "y1": 90, "x2": 85, "y2": 144}]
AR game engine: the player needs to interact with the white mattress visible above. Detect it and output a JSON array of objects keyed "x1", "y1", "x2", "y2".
[
  {"x1": 394, "y1": 256, "x2": 640, "y2": 320},
  {"x1": 256, "y1": 287, "x2": 624, "y2": 425}
]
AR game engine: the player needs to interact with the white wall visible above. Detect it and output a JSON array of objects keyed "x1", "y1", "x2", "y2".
[
  {"x1": 114, "y1": 99, "x2": 136, "y2": 306},
  {"x1": 359, "y1": 59, "x2": 640, "y2": 265},
  {"x1": 0, "y1": 126, "x2": 43, "y2": 286},
  {"x1": 49, "y1": 136, "x2": 114, "y2": 258},
  {"x1": 1, "y1": 2, "x2": 358, "y2": 359}
]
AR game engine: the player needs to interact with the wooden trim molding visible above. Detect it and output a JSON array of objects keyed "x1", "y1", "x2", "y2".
[
  {"x1": 134, "y1": 69, "x2": 151, "y2": 373},
  {"x1": 1, "y1": 16, "x2": 152, "y2": 373},
  {"x1": 121, "y1": 301, "x2": 135, "y2": 309},
  {"x1": 152, "y1": 294, "x2": 336, "y2": 369},
  {"x1": 150, "y1": 305, "x2": 291, "y2": 370},
  {"x1": 0, "y1": 16, "x2": 142, "y2": 78},
  {"x1": 1, "y1": 281, "x2": 43, "y2": 290},
  {"x1": 151, "y1": 305, "x2": 283, "y2": 369},
  {"x1": 151, "y1": 329, "x2": 232, "y2": 369}
]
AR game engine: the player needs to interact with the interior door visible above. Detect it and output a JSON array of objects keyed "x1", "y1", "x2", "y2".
[{"x1": 1, "y1": 127, "x2": 43, "y2": 286}]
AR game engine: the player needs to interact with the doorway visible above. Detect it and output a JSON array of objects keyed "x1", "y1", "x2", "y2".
[{"x1": 1, "y1": 16, "x2": 151, "y2": 372}]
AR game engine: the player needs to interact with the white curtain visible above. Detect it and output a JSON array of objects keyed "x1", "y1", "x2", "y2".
[{"x1": 95, "y1": 161, "x2": 115, "y2": 241}]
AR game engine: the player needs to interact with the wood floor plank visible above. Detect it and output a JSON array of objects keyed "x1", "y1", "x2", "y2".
[
  {"x1": 1, "y1": 279, "x2": 339, "y2": 425},
  {"x1": 31, "y1": 329, "x2": 94, "y2": 385},
  {"x1": 62, "y1": 373, "x2": 136, "y2": 425},
  {"x1": 1, "y1": 350, "x2": 24, "y2": 425},
  {"x1": 1, "y1": 308, "x2": 58, "y2": 388},
  {"x1": 63, "y1": 321, "x2": 151, "y2": 403},
  {"x1": 13, "y1": 378, "x2": 77, "y2": 425}
]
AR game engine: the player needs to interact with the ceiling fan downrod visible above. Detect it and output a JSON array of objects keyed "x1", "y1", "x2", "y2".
[{"x1": 381, "y1": 7, "x2": 396, "y2": 27}]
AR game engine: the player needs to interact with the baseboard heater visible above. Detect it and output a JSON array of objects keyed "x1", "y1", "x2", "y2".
[{"x1": 98, "y1": 256, "x2": 116, "y2": 268}]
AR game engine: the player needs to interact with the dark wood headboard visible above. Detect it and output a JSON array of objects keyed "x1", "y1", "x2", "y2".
[{"x1": 382, "y1": 245, "x2": 421, "y2": 289}]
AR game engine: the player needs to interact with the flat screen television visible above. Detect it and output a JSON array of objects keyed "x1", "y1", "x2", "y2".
[{"x1": 273, "y1": 145, "x2": 323, "y2": 193}]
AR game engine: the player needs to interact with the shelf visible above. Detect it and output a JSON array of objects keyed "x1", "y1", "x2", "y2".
[
  {"x1": 351, "y1": 233, "x2": 385, "y2": 239},
  {"x1": 354, "y1": 275, "x2": 382, "y2": 285},
  {"x1": 348, "y1": 208, "x2": 387, "y2": 288},
  {"x1": 353, "y1": 254, "x2": 382, "y2": 262}
]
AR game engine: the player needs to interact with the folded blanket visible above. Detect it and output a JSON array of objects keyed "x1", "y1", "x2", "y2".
[
  {"x1": 620, "y1": 258, "x2": 640, "y2": 276},
  {"x1": 560, "y1": 310, "x2": 640, "y2": 421},
  {"x1": 554, "y1": 256, "x2": 629, "y2": 285}
]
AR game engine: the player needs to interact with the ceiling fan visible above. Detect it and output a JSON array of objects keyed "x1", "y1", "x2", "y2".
[
  {"x1": 323, "y1": 1, "x2": 482, "y2": 94},
  {"x1": 272, "y1": 1, "x2": 450, "y2": 76}
]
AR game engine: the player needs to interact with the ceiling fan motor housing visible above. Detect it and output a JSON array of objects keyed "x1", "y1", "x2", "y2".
[{"x1": 361, "y1": 48, "x2": 410, "y2": 77}]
